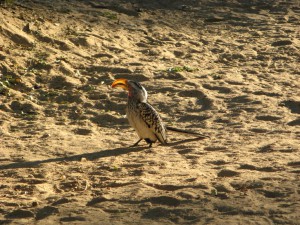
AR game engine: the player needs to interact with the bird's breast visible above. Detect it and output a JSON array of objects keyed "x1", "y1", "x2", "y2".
[{"x1": 126, "y1": 104, "x2": 157, "y2": 142}]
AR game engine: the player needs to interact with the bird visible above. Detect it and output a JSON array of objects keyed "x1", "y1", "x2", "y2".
[
  {"x1": 111, "y1": 78, "x2": 208, "y2": 147},
  {"x1": 111, "y1": 78, "x2": 167, "y2": 147}
]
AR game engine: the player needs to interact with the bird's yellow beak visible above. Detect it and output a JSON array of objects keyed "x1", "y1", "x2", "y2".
[{"x1": 111, "y1": 78, "x2": 128, "y2": 90}]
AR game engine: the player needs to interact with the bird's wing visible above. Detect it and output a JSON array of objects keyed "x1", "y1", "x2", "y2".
[{"x1": 137, "y1": 102, "x2": 167, "y2": 144}]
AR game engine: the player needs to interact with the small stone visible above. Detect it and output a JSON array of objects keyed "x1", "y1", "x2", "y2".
[
  {"x1": 23, "y1": 23, "x2": 31, "y2": 33},
  {"x1": 32, "y1": 201, "x2": 38, "y2": 207},
  {"x1": 41, "y1": 133, "x2": 50, "y2": 138},
  {"x1": 73, "y1": 128, "x2": 92, "y2": 135}
]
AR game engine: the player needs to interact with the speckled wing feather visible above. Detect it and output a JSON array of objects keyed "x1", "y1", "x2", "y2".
[{"x1": 137, "y1": 102, "x2": 167, "y2": 144}]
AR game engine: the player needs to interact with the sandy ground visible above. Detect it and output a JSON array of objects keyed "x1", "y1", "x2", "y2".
[{"x1": 0, "y1": 0, "x2": 299, "y2": 224}]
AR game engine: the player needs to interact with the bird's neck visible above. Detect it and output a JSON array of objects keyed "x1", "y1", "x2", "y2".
[
  {"x1": 128, "y1": 90, "x2": 147, "y2": 103},
  {"x1": 128, "y1": 95, "x2": 146, "y2": 104}
]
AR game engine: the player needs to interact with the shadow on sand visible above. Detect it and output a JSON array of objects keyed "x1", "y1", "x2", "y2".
[{"x1": 0, "y1": 137, "x2": 205, "y2": 170}]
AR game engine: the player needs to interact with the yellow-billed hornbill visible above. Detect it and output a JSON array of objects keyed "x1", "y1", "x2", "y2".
[{"x1": 112, "y1": 78, "x2": 167, "y2": 147}]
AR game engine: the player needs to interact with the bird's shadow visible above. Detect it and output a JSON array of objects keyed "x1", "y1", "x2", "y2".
[{"x1": 0, "y1": 137, "x2": 204, "y2": 170}]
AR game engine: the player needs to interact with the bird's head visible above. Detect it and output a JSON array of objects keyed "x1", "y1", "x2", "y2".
[{"x1": 111, "y1": 78, "x2": 148, "y2": 102}]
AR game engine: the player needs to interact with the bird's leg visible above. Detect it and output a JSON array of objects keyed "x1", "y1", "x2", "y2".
[
  {"x1": 144, "y1": 138, "x2": 153, "y2": 148},
  {"x1": 131, "y1": 139, "x2": 142, "y2": 147}
]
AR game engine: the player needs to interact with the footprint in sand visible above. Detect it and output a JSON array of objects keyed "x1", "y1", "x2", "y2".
[
  {"x1": 202, "y1": 83, "x2": 232, "y2": 94},
  {"x1": 280, "y1": 100, "x2": 300, "y2": 114},
  {"x1": 35, "y1": 206, "x2": 59, "y2": 220},
  {"x1": 287, "y1": 118, "x2": 300, "y2": 126},
  {"x1": 255, "y1": 115, "x2": 282, "y2": 122}
]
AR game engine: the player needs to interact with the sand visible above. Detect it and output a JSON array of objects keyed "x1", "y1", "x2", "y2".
[{"x1": 0, "y1": 0, "x2": 299, "y2": 224}]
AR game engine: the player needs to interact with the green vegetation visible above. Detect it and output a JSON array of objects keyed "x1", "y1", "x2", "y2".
[
  {"x1": 0, "y1": 80, "x2": 9, "y2": 95},
  {"x1": 0, "y1": 73, "x2": 21, "y2": 95},
  {"x1": 34, "y1": 51, "x2": 50, "y2": 61},
  {"x1": 101, "y1": 11, "x2": 118, "y2": 20},
  {"x1": 25, "y1": 51, "x2": 52, "y2": 72},
  {"x1": 82, "y1": 85, "x2": 97, "y2": 92},
  {"x1": 167, "y1": 66, "x2": 197, "y2": 73},
  {"x1": 1, "y1": 0, "x2": 16, "y2": 6}
]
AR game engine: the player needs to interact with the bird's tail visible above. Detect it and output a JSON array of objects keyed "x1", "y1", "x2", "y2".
[{"x1": 166, "y1": 126, "x2": 209, "y2": 139}]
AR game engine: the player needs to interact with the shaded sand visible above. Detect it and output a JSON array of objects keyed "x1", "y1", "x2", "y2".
[{"x1": 0, "y1": 0, "x2": 299, "y2": 224}]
